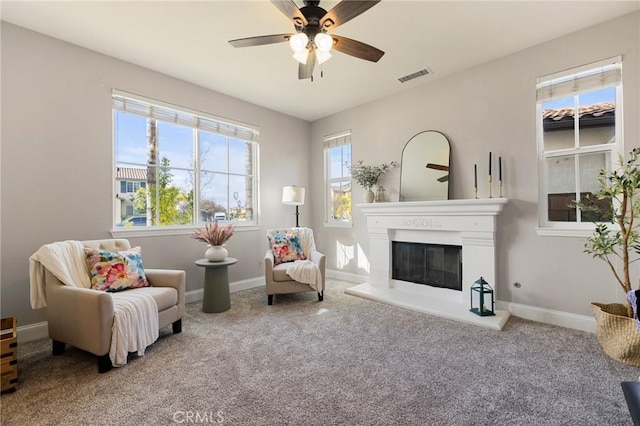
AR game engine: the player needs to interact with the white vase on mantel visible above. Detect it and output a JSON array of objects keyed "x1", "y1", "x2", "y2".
[
  {"x1": 363, "y1": 188, "x2": 375, "y2": 203},
  {"x1": 205, "y1": 245, "x2": 228, "y2": 262}
]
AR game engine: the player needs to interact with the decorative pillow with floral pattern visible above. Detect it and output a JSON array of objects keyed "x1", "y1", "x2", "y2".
[
  {"x1": 267, "y1": 229, "x2": 306, "y2": 265},
  {"x1": 84, "y1": 246, "x2": 150, "y2": 292}
]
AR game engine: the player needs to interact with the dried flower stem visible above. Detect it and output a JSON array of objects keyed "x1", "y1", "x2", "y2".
[{"x1": 191, "y1": 221, "x2": 235, "y2": 246}]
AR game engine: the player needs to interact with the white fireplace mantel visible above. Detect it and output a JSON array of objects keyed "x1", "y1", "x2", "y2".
[{"x1": 345, "y1": 198, "x2": 510, "y2": 330}]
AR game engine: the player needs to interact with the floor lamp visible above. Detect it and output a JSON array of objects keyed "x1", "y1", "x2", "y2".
[{"x1": 282, "y1": 186, "x2": 305, "y2": 227}]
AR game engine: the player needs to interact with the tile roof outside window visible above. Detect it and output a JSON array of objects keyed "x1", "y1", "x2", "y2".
[
  {"x1": 115, "y1": 167, "x2": 147, "y2": 181},
  {"x1": 543, "y1": 102, "x2": 615, "y2": 121}
]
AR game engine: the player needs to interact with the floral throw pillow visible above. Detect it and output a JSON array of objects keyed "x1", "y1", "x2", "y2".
[
  {"x1": 267, "y1": 230, "x2": 306, "y2": 265},
  {"x1": 84, "y1": 246, "x2": 150, "y2": 292}
]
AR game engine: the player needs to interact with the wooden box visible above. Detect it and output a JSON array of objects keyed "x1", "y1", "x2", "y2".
[{"x1": 1, "y1": 317, "x2": 18, "y2": 393}]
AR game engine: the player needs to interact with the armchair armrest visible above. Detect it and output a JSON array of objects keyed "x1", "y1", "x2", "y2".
[
  {"x1": 145, "y1": 269, "x2": 186, "y2": 316},
  {"x1": 45, "y1": 270, "x2": 113, "y2": 355},
  {"x1": 309, "y1": 250, "x2": 326, "y2": 292},
  {"x1": 265, "y1": 250, "x2": 275, "y2": 285},
  {"x1": 309, "y1": 250, "x2": 326, "y2": 270}
]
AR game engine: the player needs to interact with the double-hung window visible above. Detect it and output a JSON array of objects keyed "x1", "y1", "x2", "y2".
[
  {"x1": 113, "y1": 90, "x2": 259, "y2": 229},
  {"x1": 324, "y1": 132, "x2": 352, "y2": 226},
  {"x1": 536, "y1": 57, "x2": 622, "y2": 235}
]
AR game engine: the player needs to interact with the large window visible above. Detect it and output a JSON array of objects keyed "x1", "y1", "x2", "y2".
[
  {"x1": 324, "y1": 132, "x2": 352, "y2": 225},
  {"x1": 536, "y1": 57, "x2": 622, "y2": 234},
  {"x1": 113, "y1": 91, "x2": 258, "y2": 228}
]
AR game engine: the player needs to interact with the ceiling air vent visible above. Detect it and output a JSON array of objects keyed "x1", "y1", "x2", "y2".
[{"x1": 398, "y1": 68, "x2": 431, "y2": 83}]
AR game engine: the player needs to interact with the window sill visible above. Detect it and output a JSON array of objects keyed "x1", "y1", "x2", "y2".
[
  {"x1": 535, "y1": 227, "x2": 593, "y2": 238},
  {"x1": 110, "y1": 224, "x2": 262, "y2": 238},
  {"x1": 323, "y1": 221, "x2": 353, "y2": 229}
]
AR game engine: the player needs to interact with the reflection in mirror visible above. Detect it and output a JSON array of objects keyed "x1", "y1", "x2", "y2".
[{"x1": 399, "y1": 131, "x2": 451, "y2": 201}]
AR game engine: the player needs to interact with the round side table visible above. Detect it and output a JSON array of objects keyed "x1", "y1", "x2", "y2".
[{"x1": 195, "y1": 258, "x2": 238, "y2": 313}]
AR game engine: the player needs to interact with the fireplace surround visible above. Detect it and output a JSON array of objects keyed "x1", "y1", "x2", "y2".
[{"x1": 345, "y1": 198, "x2": 510, "y2": 330}]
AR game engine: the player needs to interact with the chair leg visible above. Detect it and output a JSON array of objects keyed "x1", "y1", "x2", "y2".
[
  {"x1": 172, "y1": 319, "x2": 182, "y2": 334},
  {"x1": 98, "y1": 354, "x2": 112, "y2": 374},
  {"x1": 318, "y1": 291, "x2": 324, "y2": 302},
  {"x1": 268, "y1": 294, "x2": 273, "y2": 305},
  {"x1": 52, "y1": 340, "x2": 65, "y2": 356}
]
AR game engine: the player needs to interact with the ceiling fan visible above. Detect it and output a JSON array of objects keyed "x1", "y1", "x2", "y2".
[
  {"x1": 426, "y1": 163, "x2": 449, "y2": 183},
  {"x1": 229, "y1": 0, "x2": 385, "y2": 80}
]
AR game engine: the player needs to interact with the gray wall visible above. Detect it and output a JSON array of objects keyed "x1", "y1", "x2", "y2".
[
  {"x1": 2, "y1": 11, "x2": 639, "y2": 328},
  {"x1": 310, "y1": 11, "x2": 640, "y2": 317},
  {"x1": 1, "y1": 23, "x2": 310, "y2": 326}
]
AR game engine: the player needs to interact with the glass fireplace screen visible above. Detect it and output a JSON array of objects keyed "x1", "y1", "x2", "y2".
[{"x1": 392, "y1": 241, "x2": 462, "y2": 291}]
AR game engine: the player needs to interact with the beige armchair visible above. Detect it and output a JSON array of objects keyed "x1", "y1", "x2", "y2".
[
  {"x1": 264, "y1": 228, "x2": 325, "y2": 305},
  {"x1": 44, "y1": 239, "x2": 185, "y2": 373}
]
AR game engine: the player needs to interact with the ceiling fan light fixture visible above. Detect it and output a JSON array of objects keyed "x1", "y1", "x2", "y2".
[
  {"x1": 229, "y1": 0, "x2": 384, "y2": 80},
  {"x1": 289, "y1": 32, "x2": 309, "y2": 53},
  {"x1": 316, "y1": 50, "x2": 332, "y2": 65},
  {"x1": 292, "y1": 50, "x2": 309, "y2": 64},
  {"x1": 314, "y1": 32, "x2": 333, "y2": 52}
]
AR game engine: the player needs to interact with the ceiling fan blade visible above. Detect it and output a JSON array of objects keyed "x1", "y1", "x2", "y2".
[
  {"x1": 331, "y1": 35, "x2": 384, "y2": 62},
  {"x1": 437, "y1": 175, "x2": 449, "y2": 183},
  {"x1": 320, "y1": 0, "x2": 380, "y2": 30},
  {"x1": 229, "y1": 34, "x2": 292, "y2": 48},
  {"x1": 271, "y1": 0, "x2": 307, "y2": 28},
  {"x1": 299, "y1": 49, "x2": 316, "y2": 80},
  {"x1": 426, "y1": 163, "x2": 449, "y2": 171}
]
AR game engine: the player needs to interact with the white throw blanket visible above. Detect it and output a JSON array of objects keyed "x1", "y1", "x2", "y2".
[
  {"x1": 29, "y1": 240, "x2": 91, "y2": 308},
  {"x1": 110, "y1": 292, "x2": 159, "y2": 367},
  {"x1": 286, "y1": 227, "x2": 323, "y2": 291},
  {"x1": 29, "y1": 240, "x2": 159, "y2": 367},
  {"x1": 286, "y1": 260, "x2": 322, "y2": 291},
  {"x1": 297, "y1": 227, "x2": 316, "y2": 255}
]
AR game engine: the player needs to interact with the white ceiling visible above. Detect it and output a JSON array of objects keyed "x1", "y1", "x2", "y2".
[{"x1": 2, "y1": 1, "x2": 638, "y2": 122}]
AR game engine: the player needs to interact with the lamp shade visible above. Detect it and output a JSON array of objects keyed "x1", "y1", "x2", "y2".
[
  {"x1": 289, "y1": 33, "x2": 309, "y2": 52},
  {"x1": 292, "y1": 50, "x2": 309, "y2": 64},
  {"x1": 316, "y1": 50, "x2": 332, "y2": 65},
  {"x1": 282, "y1": 186, "x2": 305, "y2": 205},
  {"x1": 314, "y1": 33, "x2": 333, "y2": 52}
]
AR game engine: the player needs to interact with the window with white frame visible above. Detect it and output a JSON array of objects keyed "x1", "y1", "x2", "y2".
[
  {"x1": 113, "y1": 90, "x2": 259, "y2": 228},
  {"x1": 324, "y1": 132, "x2": 352, "y2": 224},
  {"x1": 536, "y1": 57, "x2": 622, "y2": 233}
]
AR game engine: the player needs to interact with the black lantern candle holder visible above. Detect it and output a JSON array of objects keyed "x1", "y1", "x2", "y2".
[{"x1": 470, "y1": 276, "x2": 495, "y2": 317}]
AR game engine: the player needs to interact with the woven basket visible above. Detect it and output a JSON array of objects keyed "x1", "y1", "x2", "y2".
[{"x1": 591, "y1": 302, "x2": 640, "y2": 367}]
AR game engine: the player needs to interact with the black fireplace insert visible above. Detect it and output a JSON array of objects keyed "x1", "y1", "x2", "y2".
[{"x1": 392, "y1": 241, "x2": 462, "y2": 291}]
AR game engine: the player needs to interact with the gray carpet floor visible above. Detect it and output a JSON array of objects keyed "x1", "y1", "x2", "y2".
[{"x1": 1, "y1": 279, "x2": 638, "y2": 425}]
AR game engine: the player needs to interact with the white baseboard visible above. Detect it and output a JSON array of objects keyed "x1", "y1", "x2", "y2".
[
  {"x1": 500, "y1": 301, "x2": 596, "y2": 333},
  {"x1": 185, "y1": 277, "x2": 264, "y2": 304},
  {"x1": 231, "y1": 277, "x2": 264, "y2": 293},
  {"x1": 17, "y1": 321, "x2": 48, "y2": 343},
  {"x1": 326, "y1": 269, "x2": 366, "y2": 283}
]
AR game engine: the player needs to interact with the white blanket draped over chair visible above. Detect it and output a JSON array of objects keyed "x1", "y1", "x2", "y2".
[
  {"x1": 29, "y1": 241, "x2": 159, "y2": 367},
  {"x1": 265, "y1": 227, "x2": 326, "y2": 304},
  {"x1": 285, "y1": 227, "x2": 323, "y2": 291},
  {"x1": 285, "y1": 260, "x2": 322, "y2": 291}
]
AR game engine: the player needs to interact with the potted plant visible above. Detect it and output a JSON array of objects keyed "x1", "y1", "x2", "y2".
[
  {"x1": 578, "y1": 147, "x2": 640, "y2": 366},
  {"x1": 347, "y1": 160, "x2": 397, "y2": 203},
  {"x1": 191, "y1": 220, "x2": 235, "y2": 262}
]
